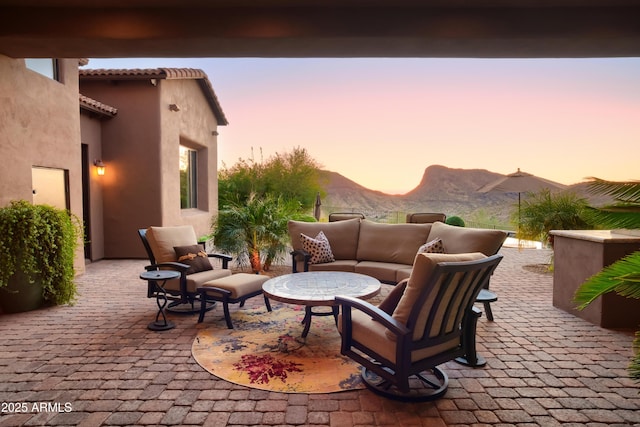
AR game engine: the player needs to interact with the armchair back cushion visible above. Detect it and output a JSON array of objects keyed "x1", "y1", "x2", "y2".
[
  {"x1": 427, "y1": 221, "x2": 507, "y2": 256},
  {"x1": 288, "y1": 218, "x2": 361, "y2": 260},
  {"x1": 356, "y1": 220, "x2": 432, "y2": 265},
  {"x1": 390, "y1": 252, "x2": 486, "y2": 340},
  {"x1": 145, "y1": 225, "x2": 199, "y2": 264}
]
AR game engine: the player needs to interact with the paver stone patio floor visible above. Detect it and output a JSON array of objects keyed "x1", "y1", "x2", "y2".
[{"x1": 0, "y1": 247, "x2": 639, "y2": 426}]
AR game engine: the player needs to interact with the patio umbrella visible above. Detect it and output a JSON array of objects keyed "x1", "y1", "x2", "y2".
[
  {"x1": 314, "y1": 192, "x2": 322, "y2": 221},
  {"x1": 477, "y1": 168, "x2": 567, "y2": 228}
]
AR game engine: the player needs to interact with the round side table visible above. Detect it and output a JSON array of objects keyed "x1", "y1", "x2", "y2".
[{"x1": 140, "y1": 270, "x2": 181, "y2": 331}]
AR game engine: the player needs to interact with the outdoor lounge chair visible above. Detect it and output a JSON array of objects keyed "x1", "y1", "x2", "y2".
[
  {"x1": 138, "y1": 226, "x2": 233, "y2": 312},
  {"x1": 138, "y1": 225, "x2": 271, "y2": 327},
  {"x1": 336, "y1": 252, "x2": 503, "y2": 401},
  {"x1": 328, "y1": 212, "x2": 365, "y2": 222},
  {"x1": 406, "y1": 212, "x2": 447, "y2": 224}
]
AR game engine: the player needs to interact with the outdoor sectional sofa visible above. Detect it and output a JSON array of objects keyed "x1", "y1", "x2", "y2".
[{"x1": 288, "y1": 219, "x2": 508, "y2": 285}]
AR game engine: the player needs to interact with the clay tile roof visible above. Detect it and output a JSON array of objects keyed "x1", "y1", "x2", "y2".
[
  {"x1": 79, "y1": 93, "x2": 118, "y2": 117},
  {"x1": 79, "y1": 68, "x2": 228, "y2": 125}
]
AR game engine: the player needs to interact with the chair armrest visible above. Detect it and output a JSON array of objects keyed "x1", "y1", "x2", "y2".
[
  {"x1": 336, "y1": 295, "x2": 410, "y2": 338},
  {"x1": 290, "y1": 249, "x2": 311, "y2": 273},
  {"x1": 207, "y1": 253, "x2": 232, "y2": 269},
  {"x1": 144, "y1": 262, "x2": 190, "y2": 273}
]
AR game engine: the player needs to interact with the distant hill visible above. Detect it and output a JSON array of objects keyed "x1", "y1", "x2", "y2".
[{"x1": 320, "y1": 165, "x2": 612, "y2": 226}]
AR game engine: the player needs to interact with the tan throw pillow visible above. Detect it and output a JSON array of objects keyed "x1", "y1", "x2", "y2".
[
  {"x1": 387, "y1": 252, "x2": 486, "y2": 340},
  {"x1": 173, "y1": 245, "x2": 213, "y2": 274},
  {"x1": 300, "y1": 231, "x2": 335, "y2": 264},
  {"x1": 418, "y1": 237, "x2": 445, "y2": 254}
]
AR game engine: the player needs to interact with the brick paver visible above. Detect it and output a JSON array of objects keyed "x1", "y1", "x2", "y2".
[{"x1": 1, "y1": 247, "x2": 638, "y2": 426}]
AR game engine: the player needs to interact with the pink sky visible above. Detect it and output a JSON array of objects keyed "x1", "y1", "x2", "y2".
[{"x1": 87, "y1": 58, "x2": 640, "y2": 194}]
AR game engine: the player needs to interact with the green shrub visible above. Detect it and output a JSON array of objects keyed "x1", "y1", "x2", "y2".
[
  {"x1": 0, "y1": 200, "x2": 81, "y2": 305},
  {"x1": 445, "y1": 216, "x2": 465, "y2": 227}
]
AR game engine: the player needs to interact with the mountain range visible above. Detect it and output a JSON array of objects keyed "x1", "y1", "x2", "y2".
[{"x1": 320, "y1": 165, "x2": 609, "y2": 226}]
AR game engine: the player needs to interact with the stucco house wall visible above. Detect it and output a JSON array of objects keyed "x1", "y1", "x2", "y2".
[
  {"x1": 0, "y1": 55, "x2": 85, "y2": 273},
  {"x1": 79, "y1": 70, "x2": 224, "y2": 259},
  {"x1": 80, "y1": 112, "x2": 107, "y2": 261}
]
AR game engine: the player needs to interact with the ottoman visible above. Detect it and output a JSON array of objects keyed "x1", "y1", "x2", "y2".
[{"x1": 197, "y1": 273, "x2": 272, "y2": 328}]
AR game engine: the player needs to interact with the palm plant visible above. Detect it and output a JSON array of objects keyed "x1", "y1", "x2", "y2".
[
  {"x1": 574, "y1": 178, "x2": 640, "y2": 381},
  {"x1": 212, "y1": 193, "x2": 304, "y2": 273},
  {"x1": 515, "y1": 189, "x2": 591, "y2": 247}
]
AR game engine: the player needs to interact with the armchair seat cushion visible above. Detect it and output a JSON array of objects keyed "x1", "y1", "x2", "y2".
[
  {"x1": 186, "y1": 269, "x2": 232, "y2": 293},
  {"x1": 202, "y1": 273, "x2": 269, "y2": 300},
  {"x1": 163, "y1": 269, "x2": 232, "y2": 294},
  {"x1": 340, "y1": 310, "x2": 460, "y2": 364}
]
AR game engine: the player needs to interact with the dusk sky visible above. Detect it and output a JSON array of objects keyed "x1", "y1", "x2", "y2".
[{"x1": 86, "y1": 57, "x2": 640, "y2": 194}]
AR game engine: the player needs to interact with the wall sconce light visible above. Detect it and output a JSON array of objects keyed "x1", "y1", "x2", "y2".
[{"x1": 94, "y1": 159, "x2": 106, "y2": 176}]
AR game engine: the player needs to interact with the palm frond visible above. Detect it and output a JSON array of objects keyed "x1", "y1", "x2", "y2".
[
  {"x1": 574, "y1": 252, "x2": 640, "y2": 309},
  {"x1": 584, "y1": 206, "x2": 640, "y2": 229},
  {"x1": 586, "y1": 178, "x2": 640, "y2": 203}
]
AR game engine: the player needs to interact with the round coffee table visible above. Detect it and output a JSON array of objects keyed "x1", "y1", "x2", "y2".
[{"x1": 262, "y1": 271, "x2": 381, "y2": 338}]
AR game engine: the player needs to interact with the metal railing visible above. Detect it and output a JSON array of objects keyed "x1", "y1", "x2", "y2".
[{"x1": 316, "y1": 206, "x2": 515, "y2": 231}]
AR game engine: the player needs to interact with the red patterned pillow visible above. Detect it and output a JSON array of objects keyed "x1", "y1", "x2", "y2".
[
  {"x1": 173, "y1": 245, "x2": 213, "y2": 274},
  {"x1": 300, "y1": 231, "x2": 335, "y2": 264}
]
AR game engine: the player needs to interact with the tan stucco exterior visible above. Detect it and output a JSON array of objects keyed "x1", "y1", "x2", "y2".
[
  {"x1": 1, "y1": 56, "x2": 226, "y2": 265},
  {"x1": 0, "y1": 55, "x2": 86, "y2": 273},
  {"x1": 79, "y1": 73, "x2": 223, "y2": 259}
]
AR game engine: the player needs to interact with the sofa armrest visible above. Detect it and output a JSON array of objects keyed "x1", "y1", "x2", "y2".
[{"x1": 290, "y1": 249, "x2": 311, "y2": 273}]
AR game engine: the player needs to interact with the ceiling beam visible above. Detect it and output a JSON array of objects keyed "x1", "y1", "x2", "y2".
[{"x1": 1, "y1": 4, "x2": 639, "y2": 58}]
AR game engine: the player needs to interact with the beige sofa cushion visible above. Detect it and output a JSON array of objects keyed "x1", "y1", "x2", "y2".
[
  {"x1": 355, "y1": 261, "x2": 409, "y2": 284},
  {"x1": 356, "y1": 220, "x2": 432, "y2": 265},
  {"x1": 389, "y1": 252, "x2": 486, "y2": 340},
  {"x1": 288, "y1": 218, "x2": 361, "y2": 260},
  {"x1": 146, "y1": 225, "x2": 199, "y2": 263},
  {"x1": 427, "y1": 221, "x2": 508, "y2": 256}
]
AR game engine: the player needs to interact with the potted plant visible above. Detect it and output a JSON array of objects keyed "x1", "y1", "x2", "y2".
[{"x1": 0, "y1": 200, "x2": 81, "y2": 313}]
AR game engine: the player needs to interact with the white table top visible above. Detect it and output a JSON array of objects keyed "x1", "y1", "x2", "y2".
[{"x1": 262, "y1": 271, "x2": 380, "y2": 307}]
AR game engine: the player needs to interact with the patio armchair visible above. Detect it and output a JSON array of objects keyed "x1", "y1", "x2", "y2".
[
  {"x1": 337, "y1": 252, "x2": 503, "y2": 401},
  {"x1": 139, "y1": 225, "x2": 272, "y2": 328},
  {"x1": 406, "y1": 212, "x2": 447, "y2": 224},
  {"x1": 328, "y1": 212, "x2": 365, "y2": 222},
  {"x1": 138, "y1": 226, "x2": 233, "y2": 313}
]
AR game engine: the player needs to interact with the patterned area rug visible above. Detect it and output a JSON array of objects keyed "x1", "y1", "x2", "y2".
[{"x1": 192, "y1": 305, "x2": 365, "y2": 393}]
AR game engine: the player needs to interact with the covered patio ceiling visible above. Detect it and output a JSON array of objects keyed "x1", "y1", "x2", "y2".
[{"x1": 1, "y1": 0, "x2": 640, "y2": 59}]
